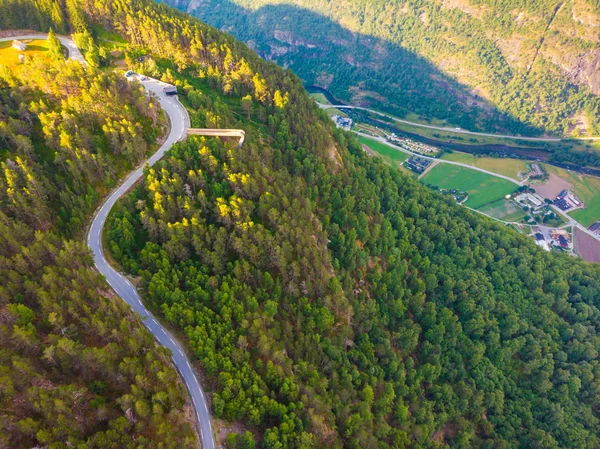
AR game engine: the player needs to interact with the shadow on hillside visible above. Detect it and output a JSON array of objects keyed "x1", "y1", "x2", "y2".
[{"x1": 169, "y1": 0, "x2": 546, "y2": 137}]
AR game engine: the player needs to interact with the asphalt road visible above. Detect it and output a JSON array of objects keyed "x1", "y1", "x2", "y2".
[
  {"x1": 4, "y1": 33, "x2": 215, "y2": 447},
  {"x1": 322, "y1": 103, "x2": 600, "y2": 142},
  {"x1": 0, "y1": 34, "x2": 86, "y2": 63},
  {"x1": 6, "y1": 33, "x2": 215, "y2": 448},
  {"x1": 87, "y1": 78, "x2": 214, "y2": 449}
]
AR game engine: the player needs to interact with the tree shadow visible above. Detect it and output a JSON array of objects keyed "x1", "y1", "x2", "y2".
[{"x1": 166, "y1": 0, "x2": 545, "y2": 136}]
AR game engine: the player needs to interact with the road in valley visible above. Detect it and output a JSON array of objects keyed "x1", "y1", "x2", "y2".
[
  {"x1": 355, "y1": 130, "x2": 524, "y2": 185},
  {"x1": 321, "y1": 103, "x2": 600, "y2": 142},
  {"x1": 6, "y1": 33, "x2": 216, "y2": 449},
  {"x1": 356, "y1": 131, "x2": 600, "y2": 243}
]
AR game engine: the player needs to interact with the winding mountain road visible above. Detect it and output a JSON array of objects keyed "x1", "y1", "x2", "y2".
[
  {"x1": 6, "y1": 33, "x2": 218, "y2": 449},
  {"x1": 87, "y1": 78, "x2": 216, "y2": 449}
]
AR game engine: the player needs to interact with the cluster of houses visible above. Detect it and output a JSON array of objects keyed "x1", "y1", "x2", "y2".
[
  {"x1": 331, "y1": 115, "x2": 352, "y2": 131},
  {"x1": 553, "y1": 189, "x2": 582, "y2": 211},
  {"x1": 404, "y1": 156, "x2": 431, "y2": 174},
  {"x1": 387, "y1": 134, "x2": 437, "y2": 154},
  {"x1": 534, "y1": 229, "x2": 571, "y2": 252}
]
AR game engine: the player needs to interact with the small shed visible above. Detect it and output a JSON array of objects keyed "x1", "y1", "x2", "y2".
[{"x1": 12, "y1": 40, "x2": 27, "y2": 51}]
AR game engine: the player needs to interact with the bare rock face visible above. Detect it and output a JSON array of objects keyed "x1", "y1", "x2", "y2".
[{"x1": 567, "y1": 50, "x2": 600, "y2": 95}]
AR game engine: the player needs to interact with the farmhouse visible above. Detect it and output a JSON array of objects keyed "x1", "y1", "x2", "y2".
[
  {"x1": 589, "y1": 222, "x2": 600, "y2": 236},
  {"x1": 331, "y1": 115, "x2": 352, "y2": 130},
  {"x1": 12, "y1": 40, "x2": 27, "y2": 51},
  {"x1": 558, "y1": 235, "x2": 569, "y2": 248}
]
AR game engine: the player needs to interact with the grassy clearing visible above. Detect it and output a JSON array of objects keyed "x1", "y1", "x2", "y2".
[
  {"x1": 358, "y1": 136, "x2": 408, "y2": 163},
  {"x1": 441, "y1": 152, "x2": 528, "y2": 179},
  {"x1": 544, "y1": 165, "x2": 600, "y2": 227},
  {"x1": 422, "y1": 164, "x2": 518, "y2": 209},
  {"x1": 326, "y1": 108, "x2": 348, "y2": 117},
  {"x1": 358, "y1": 136, "x2": 414, "y2": 176},
  {"x1": 403, "y1": 112, "x2": 448, "y2": 127},
  {"x1": 366, "y1": 110, "x2": 545, "y2": 148},
  {"x1": 309, "y1": 92, "x2": 331, "y2": 104},
  {"x1": 478, "y1": 199, "x2": 526, "y2": 222},
  {"x1": 0, "y1": 39, "x2": 52, "y2": 71},
  {"x1": 92, "y1": 24, "x2": 127, "y2": 44},
  {"x1": 310, "y1": 95, "x2": 348, "y2": 117}
]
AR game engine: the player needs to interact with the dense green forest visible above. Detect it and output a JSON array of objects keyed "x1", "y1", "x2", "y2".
[
  {"x1": 0, "y1": 8, "x2": 198, "y2": 447},
  {"x1": 167, "y1": 0, "x2": 600, "y2": 140},
  {"x1": 3, "y1": 0, "x2": 600, "y2": 448}
]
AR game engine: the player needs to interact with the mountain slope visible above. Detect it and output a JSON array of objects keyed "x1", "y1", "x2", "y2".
[
  {"x1": 166, "y1": 0, "x2": 600, "y2": 138},
  {"x1": 0, "y1": 34, "x2": 197, "y2": 448},
  {"x1": 57, "y1": 1, "x2": 600, "y2": 448},
  {"x1": 3, "y1": 1, "x2": 600, "y2": 449}
]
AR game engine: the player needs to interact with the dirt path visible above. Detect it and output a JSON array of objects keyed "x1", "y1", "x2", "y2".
[{"x1": 418, "y1": 160, "x2": 439, "y2": 180}]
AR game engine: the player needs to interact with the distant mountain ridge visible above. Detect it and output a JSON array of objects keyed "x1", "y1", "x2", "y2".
[{"x1": 165, "y1": 0, "x2": 600, "y2": 137}]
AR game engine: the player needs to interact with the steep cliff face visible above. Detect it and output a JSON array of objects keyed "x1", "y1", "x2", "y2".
[{"x1": 163, "y1": 0, "x2": 600, "y2": 136}]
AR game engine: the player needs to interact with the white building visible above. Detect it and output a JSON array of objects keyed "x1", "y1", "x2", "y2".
[
  {"x1": 535, "y1": 240, "x2": 551, "y2": 252},
  {"x1": 12, "y1": 40, "x2": 26, "y2": 51},
  {"x1": 526, "y1": 193, "x2": 543, "y2": 207}
]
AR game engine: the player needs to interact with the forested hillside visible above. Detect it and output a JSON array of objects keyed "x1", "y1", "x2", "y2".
[
  {"x1": 0, "y1": 13, "x2": 197, "y2": 447},
  {"x1": 3, "y1": 1, "x2": 600, "y2": 449},
  {"x1": 167, "y1": 0, "x2": 600, "y2": 138}
]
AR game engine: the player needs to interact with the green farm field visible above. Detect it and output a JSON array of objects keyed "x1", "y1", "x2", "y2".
[
  {"x1": 358, "y1": 136, "x2": 409, "y2": 163},
  {"x1": 545, "y1": 165, "x2": 600, "y2": 227},
  {"x1": 477, "y1": 199, "x2": 526, "y2": 222},
  {"x1": 422, "y1": 164, "x2": 519, "y2": 209},
  {"x1": 358, "y1": 136, "x2": 413, "y2": 176},
  {"x1": 441, "y1": 152, "x2": 527, "y2": 179}
]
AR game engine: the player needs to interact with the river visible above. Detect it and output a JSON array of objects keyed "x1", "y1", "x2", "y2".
[{"x1": 306, "y1": 85, "x2": 600, "y2": 178}]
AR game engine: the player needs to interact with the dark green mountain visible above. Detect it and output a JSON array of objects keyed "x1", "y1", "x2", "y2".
[
  {"x1": 166, "y1": 0, "x2": 600, "y2": 139},
  {"x1": 2, "y1": 1, "x2": 600, "y2": 449}
]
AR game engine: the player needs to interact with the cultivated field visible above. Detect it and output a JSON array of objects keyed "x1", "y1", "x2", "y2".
[
  {"x1": 0, "y1": 39, "x2": 51, "y2": 71},
  {"x1": 358, "y1": 136, "x2": 408, "y2": 163},
  {"x1": 532, "y1": 173, "x2": 573, "y2": 199},
  {"x1": 421, "y1": 164, "x2": 518, "y2": 209},
  {"x1": 477, "y1": 199, "x2": 526, "y2": 222},
  {"x1": 441, "y1": 152, "x2": 527, "y2": 179},
  {"x1": 574, "y1": 228, "x2": 600, "y2": 263}
]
